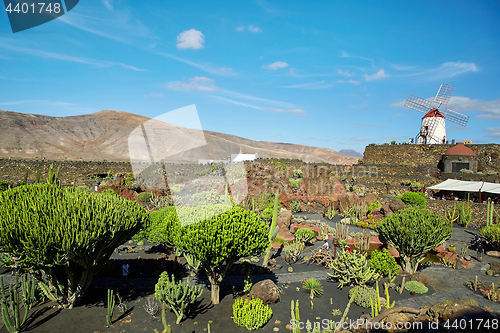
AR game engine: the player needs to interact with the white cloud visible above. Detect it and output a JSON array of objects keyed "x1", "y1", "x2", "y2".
[
  {"x1": 447, "y1": 96, "x2": 500, "y2": 120},
  {"x1": 338, "y1": 69, "x2": 355, "y2": 77},
  {"x1": 262, "y1": 61, "x2": 289, "y2": 70},
  {"x1": 176, "y1": 29, "x2": 205, "y2": 50},
  {"x1": 390, "y1": 100, "x2": 406, "y2": 108},
  {"x1": 101, "y1": 0, "x2": 112, "y2": 10},
  {"x1": 336, "y1": 79, "x2": 360, "y2": 85},
  {"x1": 279, "y1": 81, "x2": 332, "y2": 90},
  {"x1": 235, "y1": 25, "x2": 262, "y2": 32},
  {"x1": 363, "y1": 70, "x2": 388, "y2": 81},
  {"x1": 268, "y1": 108, "x2": 306, "y2": 116},
  {"x1": 156, "y1": 52, "x2": 237, "y2": 76},
  {"x1": 391, "y1": 113, "x2": 408, "y2": 118},
  {"x1": 166, "y1": 77, "x2": 217, "y2": 91},
  {"x1": 350, "y1": 137, "x2": 370, "y2": 142},
  {"x1": 485, "y1": 128, "x2": 500, "y2": 138},
  {"x1": 409, "y1": 62, "x2": 478, "y2": 80},
  {"x1": 214, "y1": 96, "x2": 263, "y2": 110},
  {"x1": 0, "y1": 100, "x2": 75, "y2": 106},
  {"x1": 248, "y1": 25, "x2": 262, "y2": 33}
]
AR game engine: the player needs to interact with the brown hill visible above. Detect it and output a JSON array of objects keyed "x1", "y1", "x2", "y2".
[{"x1": 0, "y1": 110, "x2": 358, "y2": 164}]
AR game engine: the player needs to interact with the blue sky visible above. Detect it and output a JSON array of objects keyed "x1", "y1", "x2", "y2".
[{"x1": 0, "y1": 0, "x2": 499, "y2": 154}]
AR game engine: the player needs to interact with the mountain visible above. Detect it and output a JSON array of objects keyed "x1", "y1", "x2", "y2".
[
  {"x1": 338, "y1": 149, "x2": 363, "y2": 158},
  {"x1": 0, "y1": 110, "x2": 358, "y2": 164}
]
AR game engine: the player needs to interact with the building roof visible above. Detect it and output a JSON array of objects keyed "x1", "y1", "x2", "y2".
[
  {"x1": 445, "y1": 142, "x2": 476, "y2": 156},
  {"x1": 422, "y1": 108, "x2": 445, "y2": 119}
]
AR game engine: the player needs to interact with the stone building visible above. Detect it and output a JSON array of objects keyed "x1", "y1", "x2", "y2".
[{"x1": 442, "y1": 142, "x2": 477, "y2": 173}]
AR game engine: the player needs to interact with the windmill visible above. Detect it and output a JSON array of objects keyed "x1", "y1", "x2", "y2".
[{"x1": 404, "y1": 84, "x2": 469, "y2": 144}]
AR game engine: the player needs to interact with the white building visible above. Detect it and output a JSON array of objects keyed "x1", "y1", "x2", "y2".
[
  {"x1": 230, "y1": 153, "x2": 259, "y2": 163},
  {"x1": 417, "y1": 108, "x2": 446, "y2": 144}
]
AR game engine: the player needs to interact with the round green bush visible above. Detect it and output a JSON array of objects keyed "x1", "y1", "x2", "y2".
[
  {"x1": 290, "y1": 201, "x2": 302, "y2": 213},
  {"x1": 348, "y1": 285, "x2": 378, "y2": 308},
  {"x1": 232, "y1": 297, "x2": 272, "y2": 330},
  {"x1": 404, "y1": 281, "x2": 428, "y2": 294},
  {"x1": 369, "y1": 248, "x2": 400, "y2": 277},
  {"x1": 480, "y1": 224, "x2": 500, "y2": 250},
  {"x1": 295, "y1": 228, "x2": 315, "y2": 243},
  {"x1": 137, "y1": 191, "x2": 153, "y2": 202},
  {"x1": 396, "y1": 192, "x2": 428, "y2": 208}
]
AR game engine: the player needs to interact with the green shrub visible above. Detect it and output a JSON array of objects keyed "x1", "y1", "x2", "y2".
[
  {"x1": 76, "y1": 185, "x2": 91, "y2": 192},
  {"x1": 396, "y1": 192, "x2": 428, "y2": 208},
  {"x1": 404, "y1": 281, "x2": 428, "y2": 294},
  {"x1": 289, "y1": 178, "x2": 302, "y2": 189},
  {"x1": 295, "y1": 228, "x2": 316, "y2": 243},
  {"x1": 391, "y1": 140, "x2": 396, "y2": 145},
  {"x1": 328, "y1": 250, "x2": 380, "y2": 288},
  {"x1": 480, "y1": 224, "x2": 500, "y2": 249},
  {"x1": 369, "y1": 143, "x2": 377, "y2": 146},
  {"x1": 138, "y1": 192, "x2": 153, "y2": 202},
  {"x1": 0, "y1": 181, "x2": 12, "y2": 192},
  {"x1": 460, "y1": 169, "x2": 473, "y2": 174},
  {"x1": 348, "y1": 285, "x2": 377, "y2": 308},
  {"x1": 290, "y1": 201, "x2": 302, "y2": 213},
  {"x1": 133, "y1": 206, "x2": 175, "y2": 242},
  {"x1": 170, "y1": 184, "x2": 184, "y2": 193},
  {"x1": 293, "y1": 169, "x2": 304, "y2": 177},
  {"x1": 487, "y1": 170, "x2": 497, "y2": 175},
  {"x1": 191, "y1": 191, "x2": 209, "y2": 206},
  {"x1": 302, "y1": 278, "x2": 323, "y2": 299},
  {"x1": 367, "y1": 199, "x2": 382, "y2": 213},
  {"x1": 0, "y1": 183, "x2": 147, "y2": 308},
  {"x1": 377, "y1": 207, "x2": 453, "y2": 274},
  {"x1": 232, "y1": 297, "x2": 272, "y2": 330},
  {"x1": 101, "y1": 188, "x2": 116, "y2": 196},
  {"x1": 369, "y1": 249, "x2": 399, "y2": 277},
  {"x1": 399, "y1": 162, "x2": 408, "y2": 167}
]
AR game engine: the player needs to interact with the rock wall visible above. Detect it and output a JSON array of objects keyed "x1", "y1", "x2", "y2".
[
  {"x1": 426, "y1": 200, "x2": 489, "y2": 228},
  {"x1": 362, "y1": 144, "x2": 500, "y2": 173}
]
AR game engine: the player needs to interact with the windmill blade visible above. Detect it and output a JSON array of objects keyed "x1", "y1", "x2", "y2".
[
  {"x1": 404, "y1": 95, "x2": 432, "y2": 114},
  {"x1": 441, "y1": 108, "x2": 469, "y2": 127},
  {"x1": 433, "y1": 83, "x2": 455, "y2": 105},
  {"x1": 424, "y1": 116, "x2": 441, "y2": 142}
]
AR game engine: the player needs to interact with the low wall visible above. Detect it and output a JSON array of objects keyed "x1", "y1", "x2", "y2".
[{"x1": 426, "y1": 200, "x2": 489, "y2": 228}]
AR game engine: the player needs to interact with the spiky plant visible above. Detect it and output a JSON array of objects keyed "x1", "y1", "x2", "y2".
[{"x1": 302, "y1": 278, "x2": 323, "y2": 299}]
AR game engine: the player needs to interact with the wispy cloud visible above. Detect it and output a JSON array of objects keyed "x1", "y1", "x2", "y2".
[
  {"x1": 446, "y1": 96, "x2": 500, "y2": 120},
  {"x1": 388, "y1": 63, "x2": 416, "y2": 71},
  {"x1": 355, "y1": 124, "x2": 384, "y2": 129},
  {"x1": 485, "y1": 128, "x2": 500, "y2": 138},
  {"x1": 262, "y1": 61, "x2": 289, "y2": 70},
  {"x1": 236, "y1": 25, "x2": 262, "y2": 32},
  {"x1": 363, "y1": 70, "x2": 388, "y2": 81},
  {"x1": 391, "y1": 113, "x2": 408, "y2": 118},
  {"x1": 341, "y1": 51, "x2": 374, "y2": 63},
  {"x1": 350, "y1": 137, "x2": 370, "y2": 142},
  {"x1": 336, "y1": 79, "x2": 360, "y2": 85},
  {"x1": 0, "y1": 40, "x2": 146, "y2": 71},
  {"x1": 155, "y1": 51, "x2": 237, "y2": 76},
  {"x1": 278, "y1": 81, "x2": 332, "y2": 90},
  {"x1": 0, "y1": 100, "x2": 75, "y2": 106},
  {"x1": 409, "y1": 62, "x2": 478, "y2": 80},
  {"x1": 380, "y1": 135, "x2": 406, "y2": 140},
  {"x1": 338, "y1": 69, "x2": 355, "y2": 77},
  {"x1": 176, "y1": 29, "x2": 205, "y2": 50},
  {"x1": 218, "y1": 89, "x2": 295, "y2": 109},
  {"x1": 214, "y1": 96, "x2": 264, "y2": 110},
  {"x1": 166, "y1": 77, "x2": 217, "y2": 92},
  {"x1": 268, "y1": 108, "x2": 306, "y2": 116},
  {"x1": 101, "y1": 0, "x2": 113, "y2": 10}
]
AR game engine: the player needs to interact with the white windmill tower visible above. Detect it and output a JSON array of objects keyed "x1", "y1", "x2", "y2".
[{"x1": 404, "y1": 84, "x2": 469, "y2": 144}]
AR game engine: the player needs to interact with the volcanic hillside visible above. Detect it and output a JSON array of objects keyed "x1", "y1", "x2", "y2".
[{"x1": 0, "y1": 110, "x2": 358, "y2": 164}]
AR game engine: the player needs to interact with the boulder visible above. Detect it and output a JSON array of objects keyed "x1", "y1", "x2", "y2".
[
  {"x1": 486, "y1": 251, "x2": 500, "y2": 258},
  {"x1": 389, "y1": 199, "x2": 405, "y2": 212},
  {"x1": 249, "y1": 279, "x2": 280, "y2": 304},
  {"x1": 277, "y1": 210, "x2": 292, "y2": 228},
  {"x1": 380, "y1": 204, "x2": 393, "y2": 217},
  {"x1": 276, "y1": 225, "x2": 295, "y2": 243}
]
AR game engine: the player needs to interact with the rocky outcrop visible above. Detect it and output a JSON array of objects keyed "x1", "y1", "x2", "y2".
[{"x1": 249, "y1": 279, "x2": 280, "y2": 304}]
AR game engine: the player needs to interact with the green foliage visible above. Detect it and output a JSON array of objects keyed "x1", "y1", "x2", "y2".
[
  {"x1": 404, "y1": 281, "x2": 428, "y2": 294},
  {"x1": 232, "y1": 297, "x2": 272, "y2": 331},
  {"x1": 377, "y1": 207, "x2": 453, "y2": 274},
  {"x1": 289, "y1": 178, "x2": 303, "y2": 189},
  {"x1": 293, "y1": 169, "x2": 304, "y2": 177},
  {"x1": 290, "y1": 201, "x2": 302, "y2": 213},
  {"x1": 480, "y1": 224, "x2": 500, "y2": 249},
  {"x1": 458, "y1": 201, "x2": 472, "y2": 227},
  {"x1": 263, "y1": 190, "x2": 280, "y2": 267},
  {"x1": 399, "y1": 162, "x2": 408, "y2": 167},
  {"x1": 0, "y1": 275, "x2": 31, "y2": 333},
  {"x1": 391, "y1": 140, "x2": 396, "y2": 145},
  {"x1": 101, "y1": 188, "x2": 116, "y2": 196},
  {"x1": 0, "y1": 181, "x2": 12, "y2": 193},
  {"x1": 283, "y1": 241, "x2": 304, "y2": 264},
  {"x1": 348, "y1": 285, "x2": 377, "y2": 308},
  {"x1": 328, "y1": 250, "x2": 380, "y2": 289},
  {"x1": 46, "y1": 164, "x2": 60, "y2": 185},
  {"x1": 369, "y1": 143, "x2": 377, "y2": 146},
  {"x1": 161, "y1": 206, "x2": 268, "y2": 304},
  {"x1": 367, "y1": 199, "x2": 382, "y2": 213},
  {"x1": 138, "y1": 191, "x2": 153, "y2": 202},
  {"x1": 302, "y1": 278, "x2": 323, "y2": 299},
  {"x1": 107, "y1": 289, "x2": 115, "y2": 326},
  {"x1": 396, "y1": 192, "x2": 428, "y2": 208},
  {"x1": 294, "y1": 228, "x2": 316, "y2": 243},
  {"x1": 460, "y1": 168, "x2": 473, "y2": 174},
  {"x1": 0, "y1": 183, "x2": 148, "y2": 308},
  {"x1": 369, "y1": 249, "x2": 399, "y2": 277},
  {"x1": 170, "y1": 184, "x2": 184, "y2": 193},
  {"x1": 75, "y1": 185, "x2": 91, "y2": 193},
  {"x1": 155, "y1": 272, "x2": 203, "y2": 324}
]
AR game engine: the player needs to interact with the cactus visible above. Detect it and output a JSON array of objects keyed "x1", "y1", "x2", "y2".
[
  {"x1": 0, "y1": 275, "x2": 30, "y2": 333},
  {"x1": 384, "y1": 283, "x2": 395, "y2": 309},
  {"x1": 22, "y1": 169, "x2": 28, "y2": 186},
  {"x1": 107, "y1": 289, "x2": 115, "y2": 326},
  {"x1": 153, "y1": 303, "x2": 173, "y2": 333},
  {"x1": 155, "y1": 273, "x2": 202, "y2": 324},
  {"x1": 184, "y1": 252, "x2": 201, "y2": 275},
  {"x1": 291, "y1": 300, "x2": 301, "y2": 333},
  {"x1": 327, "y1": 250, "x2": 380, "y2": 288},
  {"x1": 46, "y1": 164, "x2": 60, "y2": 185},
  {"x1": 263, "y1": 190, "x2": 280, "y2": 268},
  {"x1": 21, "y1": 274, "x2": 37, "y2": 311}
]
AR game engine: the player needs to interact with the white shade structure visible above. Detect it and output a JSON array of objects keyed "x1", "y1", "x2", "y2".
[{"x1": 428, "y1": 179, "x2": 500, "y2": 196}]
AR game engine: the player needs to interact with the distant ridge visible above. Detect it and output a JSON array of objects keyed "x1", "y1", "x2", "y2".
[
  {"x1": 0, "y1": 110, "x2": 358, "y2": 165},
  {"x1": 338, "y1": 149, "x2": 363, "y2": 158}
]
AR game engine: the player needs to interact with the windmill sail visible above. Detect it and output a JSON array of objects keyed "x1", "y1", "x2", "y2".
[{"x1": 434, "y1": 84, "x2": 455, "y2": 106}]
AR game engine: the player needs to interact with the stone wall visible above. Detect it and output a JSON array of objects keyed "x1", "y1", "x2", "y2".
[
  {"x1": 426, "y1": 200, "x2": 489, "y2": 228},
  {"x1": 363, "y1": 144, "x2": 500, "y2": 173}
]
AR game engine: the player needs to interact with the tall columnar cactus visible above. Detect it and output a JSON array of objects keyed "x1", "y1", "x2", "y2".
[
  {"x1": 155, "y1": 272, "x2": 203, "y2": 324},
  {"x1": 327, "y1": 250, "x2": 380, "y2": 288},
  {"x1": 0, "y1": 275, "x2": 30, "y2": 333},
  {"x1": 106, "y1": 289, "x2": 115, "y2": 326},
  {"x1": 263, "y1": 190, "x2": 280, "y2": 268},
  {"x1": 291, "y1": 300, "x2": 300, "y2": 333},
  {"x1": 46, "y1": 164, "x2": 60, "y2": 185},
  {"x1": 21, "y1": 273, "x2": 37, "y2": 311}
]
